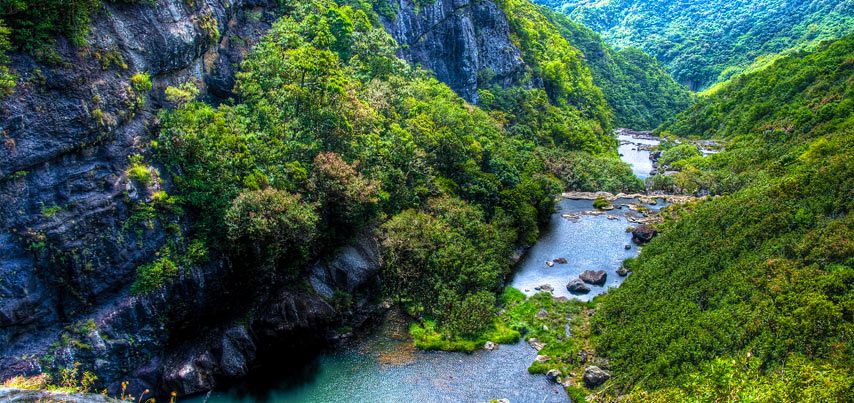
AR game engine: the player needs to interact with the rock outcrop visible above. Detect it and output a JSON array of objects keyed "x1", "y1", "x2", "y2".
[
  {"x1": 566, "y1": 279, "x2": 591, "y2": 294},
  {"x1": 580, "y1": 270, "x2": 607, "y2": 286},
  {"x1": 583, "y1": 365, "x2": 611, "y2": 388},
  {"x1": 631, "y1": 224, "x2": 658, "y2": 244},
  {"x1": 381, "y1": 0, "x2": 529, "y2": 103},
  {"x1": 0, "y1": 0, "x2": 539, "y2": 398}
]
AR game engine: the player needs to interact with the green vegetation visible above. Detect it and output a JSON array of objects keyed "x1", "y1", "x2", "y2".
[
  {"x1": 656, "y1": 142, "x2": 700, "y2": 169},
  {"x1": 592, "y1": 196, "x2": 609, "y2": 210},
  {"x1": 0, "y1": 1, "x2": 165, "y2": 58},
  {"x1": 495, "y1": 0, "x2": 611, "y2": 133},
  {"x1": 587, "y1": 35, "x2": 853, "y2": 399},
  {"x1": 543, "y1": 150, "x2": 643, "y2": 193},
  {"x1": 155, "y1": 0, "x2": 635, "y2": 341},
  {"x1": 131, "y1": 254, "x2": 178, "y2": 295},
  {"x1": 40, "y1": 204, "x2": 63, "y2": 218},
  {"x1": 0, "y1": 0, "x2": 106, "y2": 60},
  {"x1": 538, "y1": 0, "x2": 854, "y2": 90},
  {"x1": 126, "y1": 154, "x2": 154, "y2": 185},
  {"x1": 0, "y1": 18, "x2": 14, "y2": 96},
  {"x1": 540, "y1": 8, "x2": 693, "y2": 129}
]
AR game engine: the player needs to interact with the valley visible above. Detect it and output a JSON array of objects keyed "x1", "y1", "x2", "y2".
[{"x1": 0, "y1": 0, "x2": 850, "y2": 402}]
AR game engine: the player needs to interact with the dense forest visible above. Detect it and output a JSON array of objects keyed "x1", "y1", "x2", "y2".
[
  {"x1": 588, "y1": 34, "x2": 854, "y2": 399},
  {"x1": 536, "y1": 0, "x2": 854, "y2": 90},
  {"x1": 538, "y1": 6, "x2": 693, "y2": 129},
  {"x1": 153, "y1": 0, "x2": 641, "y2": 345}
]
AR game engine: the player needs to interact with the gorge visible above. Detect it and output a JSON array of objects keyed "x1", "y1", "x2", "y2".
[{"x1": 0, "y1": 0, "x2": 851, "y2": 402}]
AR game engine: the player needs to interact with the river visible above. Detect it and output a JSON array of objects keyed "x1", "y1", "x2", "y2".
[{"x1": 192, "y1": 132, "x2": 661, "y2": 403}]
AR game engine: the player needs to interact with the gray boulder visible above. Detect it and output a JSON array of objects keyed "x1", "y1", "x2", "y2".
[
  {"x1": 583, "y1": 366, "x2": 611, "y2": 388},
  {"x1": 566, "y1": 279, "x2": 591, "y2": 294},
  {"x1": 631, "y1": 225, "x2": 658, "y2": 244},
  {"x1": 580, "y1": 270, "x2": 607, "y2": 286}
]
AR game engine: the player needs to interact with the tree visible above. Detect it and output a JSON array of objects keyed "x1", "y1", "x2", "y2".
[
  {"x1": 309, "y1": 152, "x2": 379, "y2": 238},
  {"x1": 224, "y1": 188, "x2": 319, "y2": 268}
]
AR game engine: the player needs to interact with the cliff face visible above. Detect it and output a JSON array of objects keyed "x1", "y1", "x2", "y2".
[
  {"x1": 0, "y1": 0, "x2": 381, "y2": 397},
  {"x1": 0, "y1": 0, "x2": 530, "y2": 398},
  {"x1": 382, "y1": 0, "x2": 528, "y2": 102}
]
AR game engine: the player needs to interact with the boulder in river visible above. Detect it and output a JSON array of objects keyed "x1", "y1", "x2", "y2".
[
  {"x1": 566, "y1": 279, "x2": 591, "y2": 294},
  {"x1": 617, "y1": 267, "x2": 630, "y2": 277},
  {"x1": 535, "y1": 284, "x2": 554, "y2": 293},
  {"x1": 546, "y1": 260, "x2": 555, "y2": 267},
  {"x1": 554, "y1": 257, "x2": 568, "y2": 264},
  {"x1": 484, "y1": 341, "x2": 496, "y2": 350},
  {"x1": 583, "y1": 366, "x2": 611, "y2": 388},
  {"x1": 580, "y1": 270, "x2": 607, "y2": 286},
  {"x1": 631, "y1": 225, "x2": 657, "y2": 244},
  {"x1": 546, "y1": 369, "x2": 562, "y2": 383}
]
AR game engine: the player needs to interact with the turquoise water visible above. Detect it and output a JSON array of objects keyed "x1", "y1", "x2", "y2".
[
  {"x1": 196, "y1": 338, "x2": 566, "y2": 403},
  {"x1": 191, "y1": 136, "x2": 660, "y2": 403}
]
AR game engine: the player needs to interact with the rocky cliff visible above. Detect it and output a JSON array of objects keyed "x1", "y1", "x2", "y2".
[
  {"x1": 381, "y1": 0, "x2": 529, "y2": 103},
  {"x1": 0, "y1": 0, "x2": 384, "y2": 397},
  {"x1": 0, "y1": 0, "x2": 534, "y2": 398}
]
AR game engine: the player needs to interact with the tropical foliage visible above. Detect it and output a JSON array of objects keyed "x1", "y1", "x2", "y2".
[
  {"x1": 537, "y1": 0, "x2": 854, "y2": 90},
  {"x1": 540, "y1": 7, "x2": 693, "y2": 129},
  {"x1": 155, "y1": 0, "x2": 636, "y2": 340}
]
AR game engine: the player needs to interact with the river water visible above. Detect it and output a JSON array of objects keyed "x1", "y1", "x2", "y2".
[
  {"x1": 618, "y1": 133, "x2": 658, "y2": 179},
  {"x1": 193, "y1": 133, "x2": 661, "y2": 403}
]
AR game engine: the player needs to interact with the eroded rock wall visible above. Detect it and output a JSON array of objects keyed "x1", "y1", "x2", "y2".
[{"x1": 382, "y1": 0, "x2": 528, "y2": 102}]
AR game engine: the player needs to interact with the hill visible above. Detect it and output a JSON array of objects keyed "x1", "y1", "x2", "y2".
[
  {"x1": 537, "y1": 0, "x2": 854, "y2": 90},
  {"x1": 590, "y1": 35, "x2": 854, "y2": 399}
]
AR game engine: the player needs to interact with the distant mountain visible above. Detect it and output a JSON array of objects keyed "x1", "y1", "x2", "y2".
[{"x1": 536, "y1": 0, "x2": 854, "y2": 90}]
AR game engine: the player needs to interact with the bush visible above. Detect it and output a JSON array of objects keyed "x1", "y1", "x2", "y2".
[
  {"x1": 131, "y1": 255, "x2": 178, "y2": 294},
  {"x1": 309, "y1": 152, "x2": 379, "y2": 237},
  {"x1": 130, "y1": 72, "x2": 152, "y2": 93},
  {"x1": 126, "y1": 155, "x2": 153, "y2": 185},
  {"x1": 224, "y1": 188, "x2": 319, "y2": 265},
  {"x1": 658, "y1": 143, "x2": 701, "y2": 168}
]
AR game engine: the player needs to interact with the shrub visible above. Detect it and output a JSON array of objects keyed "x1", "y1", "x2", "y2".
[
  {"x1": 164, "y1": 82, "x2": 199, "y2": 105},
  {"x1": 658, "y1": 143, "x2": 701, "y2": 168},
  {"x1": 309, "y1": 152, "x2": 379, "y2": 237},
  {"x1": 130, "y1": 72, "x2": 152, "y2": 93},
  {"x1": 126, "y1": 155, "x2": 153, "y2": 185},
  {"x1": 131, "y1": 255, "x2": 178, "y2": 294},
  {"x1": 224, "y1": 188, "x2": 319, "y2": 265}
]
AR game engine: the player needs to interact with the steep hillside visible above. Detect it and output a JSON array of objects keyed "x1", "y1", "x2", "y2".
[
  {"x1": 538, "y1": 0, "x2": 854, "y2": 90},
  {"x1": 589, "y1": 35, "x2": 853, "y2": 400},
  {"x1": 541, "y1": 8, "x2": 693, "y2": 129}
]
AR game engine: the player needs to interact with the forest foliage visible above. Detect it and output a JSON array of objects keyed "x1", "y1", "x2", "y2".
[
  {"x1": 154, "y1": 0, "x2": 638, "y2": 341},
  {"x1": 589, "y1": 35, "x2": 854, "y2": 399},
  {"x1": 537, "y1": 0, "x2": 854, "y2": 90},
  {"x1": 539, "y1": 6, "x2": 693, "y2": 129}
]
